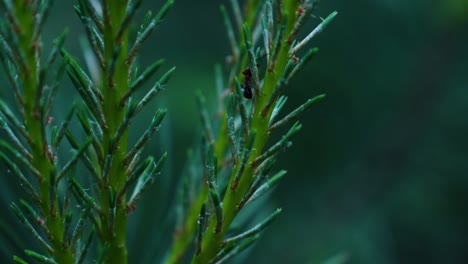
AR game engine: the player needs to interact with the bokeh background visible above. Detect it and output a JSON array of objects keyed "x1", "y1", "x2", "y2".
[{"x1": 1, "y1": 0, "x2": 468, "y2": 263}]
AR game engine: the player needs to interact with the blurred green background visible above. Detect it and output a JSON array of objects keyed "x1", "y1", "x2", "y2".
[{"x1": 1, "y1": 0, "x2": 468, "y2": 263}]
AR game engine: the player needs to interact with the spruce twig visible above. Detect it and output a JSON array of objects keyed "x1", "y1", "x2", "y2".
[
  {"x1": 121, "y1": 59, "x2": 165, "y2": 105},
  {"x1": 24, "y1": 249, "x2": 58, "y2": 264},
  {"x1": 0, "y1": 117, "x2": 32, "y2": 161},
  {"x1": 0, "y1": 99, "x2": 28, "y2": 140},
  {"x1": 221, "y1": 5, "x2": 239, "y2": 60},
  {"x1": 287, "y1": 47, "x2": 319, "y2": 81},
  {"x1": 269, "y1": 94, "x2": 325, "y2": 131},
  {"x1": 123, "y1": 109, "x2": 166, "y2": 165},
  {"x1": 64, "y1": 131, "x2": 101, "y2": 185},
  {"x1": 127, "y1": 0, "x2": 174, "y2": 67},
  {"x1": 132, "y1": 67, "x2": 175, "y2": 115},
  {"x1": 70, "y1": 208, "x2": 90, "y2": 248},
  {"x1": 226, "y1": 94, "x2": 240, "y2": 164},
  {"x1": 13, "y1": 256, "x2": 28, "y2": 264},
  {"x1": 290, "y1": 11, "x2": 338, "y2": 56},
  {"x1": 206, "y1": 145, "x2": 223, "y2": 233},
  {"x1": 55, "y1": 137, "x2": 93, "y2": 185},
  {"x1": 222, "y1": 208, "x2": 282, "y2": 245},
  {"x1": 52, "y1": 103, "x2": 76, "y2": 148},
  {"x1": 10, "y1": 203, "x2": 53, "y2": 254},
  {"x1": 251, "y1": 122, "x2": 302, "y2": 167},
  {"x1": 244, "y1": 170, "x2": 286, "y2": 206},
  {"x1": 1, "y1": 153, "x2": 39, "y2": 201},
  {"x1": 77, "y1": 231, "x2": 93, "y2": 264},
  {"x1": 195, "y1": 203, "x2": 207, "y2": 256},
  {"x1": 197, "y1": 93, "x2": 215, "y2": 144},
  {"x1": 211, "y1": 235, "x2": 260, "y2": 264},
  {"x1": 269, "y1": 95, "x2": 288, "y2": 125},
  {"x1": 228, "y1": 0, "x2": 243, "y2": 32},
  {"x1": 230, "y1": 132, "x2": 256, "y2": 190},
  {"x1": 70, "y1": 179, "x2": 102, "y2": 215}
]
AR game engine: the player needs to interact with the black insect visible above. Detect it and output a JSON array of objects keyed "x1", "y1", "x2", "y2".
[
  {"x1": 241, "y1": 64, "x2": 259, "y2": 99},
  {"x1": 242, "y1": 84, "x2": 253, "y2": 99}
]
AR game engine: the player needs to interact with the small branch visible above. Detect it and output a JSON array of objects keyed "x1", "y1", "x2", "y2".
[{"x1": 290, "y1": 11, "x2": 338, "y2": 56}]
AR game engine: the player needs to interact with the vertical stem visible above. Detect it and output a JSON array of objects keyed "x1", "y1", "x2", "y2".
[
  {"x1": 191, "y1": 1, "x2": 299, "y2": 263},
  {"x1": 101, "y1": 1, "x2": 129, "y2": 263},
  {"x1": 165, "y1": 1, "x2": 263, "y2": 262},
  {"x1": 13, "y1": 2, "x2": 74, "y2": 263}
]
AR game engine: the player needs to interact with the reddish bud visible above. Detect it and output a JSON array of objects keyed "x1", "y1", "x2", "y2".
[
  {"x1": 33, "y1": 110, "x2": 40, "y2": 120},
  {"x1": 292, "y1": 56, "x2": 299, "y2": 64},
  {"x1": 126, "y1": 203, "x2": 137, "y2": 213}
]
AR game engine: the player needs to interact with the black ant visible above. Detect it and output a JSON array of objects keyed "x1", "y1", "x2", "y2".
[
  {"x1": 241, "y1": 64, "x2": 260, "y2": 99},
  {"x1": 241, "y1": 68, "x2": 253, "y2": 99}
]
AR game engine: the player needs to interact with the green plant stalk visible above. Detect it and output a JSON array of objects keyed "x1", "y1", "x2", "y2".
[
  {"x1": 13, "y1": 3, "x2": 74, "y2": 264},
  {"x1": 213, "y1": 0, "x2": 265, "y2": 164},
  {"x1": 214, "y1": 0, "x2": 266, "y2": 163},
  {"x1": 166, "y1": 186, "x2": 208, "y2": 263},
  {"x1": 100, "y1": 1, "x2": 130, "y2": 263},
  {"x1": 191, "y1": 2, "x2": 300, "y2": 263},
  {"x1": 165, "y1": 2, "x2": 262, "y2": 262}
]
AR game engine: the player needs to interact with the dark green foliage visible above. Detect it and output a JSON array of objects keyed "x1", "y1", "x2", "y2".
[
  {"x1": 167, "y1": 1, "x2": 337, "y2": 263},
  {"x1": 0, "y1": 0, "x2": 337, "y2": 263}
]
